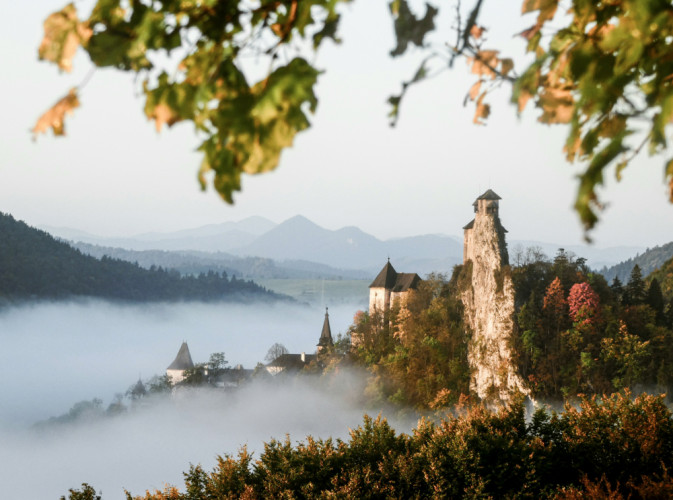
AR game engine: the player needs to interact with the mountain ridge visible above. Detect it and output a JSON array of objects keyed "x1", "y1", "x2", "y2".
[{"x1": 41, "y1": 215, "x2": 654, "y2": 278}]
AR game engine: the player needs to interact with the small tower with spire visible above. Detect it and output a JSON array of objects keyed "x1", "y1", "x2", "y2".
[
  {"x1": 317, "y1": 307, "x2": 334, "y2": 353},
  {"x1": 166, "y1": 342, "x2": 195, "y2": 385}
]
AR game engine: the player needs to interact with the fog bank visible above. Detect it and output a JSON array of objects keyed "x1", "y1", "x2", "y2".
[
  {"x1": 0, "y1": 300, "x2": 404, "y2": 499},
  {"x1": 0, "y1": 300, "x2": 360, "y2": 425},
  {"x1": 2, "y1": 379, "x2": 412, "y2": 499}
]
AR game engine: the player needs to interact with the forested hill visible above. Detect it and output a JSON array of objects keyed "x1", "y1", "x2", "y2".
[
  {"x1": 600, "y1": 242, "x2": 673, "y2": 283},
  {"x1": 0, "y1": 213, "x2": 283, "y2": 303}
]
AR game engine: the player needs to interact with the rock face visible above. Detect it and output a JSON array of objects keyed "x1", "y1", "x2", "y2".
[{"x1": 462, "y1": 190, "x2": 527, "y2": 403}]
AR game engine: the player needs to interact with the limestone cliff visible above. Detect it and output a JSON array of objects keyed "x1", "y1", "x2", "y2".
[{"x1": 461, "y1": 191, "x2": 527, "y2": 404}]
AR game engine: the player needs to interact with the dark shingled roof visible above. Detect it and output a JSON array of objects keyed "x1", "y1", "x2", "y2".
[
  {"x1": 463, "y1": 219, "x2": 475, "y2": 230},
  {"x1": 167, "y1": 342, "x2": 194, "y2": 370},
  {"x1": 476, "y1": 189, "x2": 501, "y2": 201},
  {"x1": 369, "y1": 261, "x2": 422, "y2": 293},
  {"x1": 369, "y1": 261, "x2": 398, "y2": 288},
  {"x1": 392, "y1": 273, "x2": 422, "y2": 292},
  {"x1": 318, "y1": 308, "x2": 334, "y2": 347},
  {"x1": 267, "y1": 353, "x2": 316, "y2": 370}
]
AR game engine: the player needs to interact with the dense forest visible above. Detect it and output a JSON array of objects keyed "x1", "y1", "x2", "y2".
[{"x1": 0, "y1": 213, "x2": 282, "y2": 303}]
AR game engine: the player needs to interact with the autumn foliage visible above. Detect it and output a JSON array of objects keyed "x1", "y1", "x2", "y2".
[
  {"x1": 512, "y1": 249, "x2": 673, "y2": 399},
  {"x1": 63, "y1": 393, "x2": 673, "y2": 499}
]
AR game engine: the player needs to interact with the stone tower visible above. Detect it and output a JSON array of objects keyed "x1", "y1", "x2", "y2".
[{"x1": 461, "y1": 190, "x2": 527, "y2": 404}]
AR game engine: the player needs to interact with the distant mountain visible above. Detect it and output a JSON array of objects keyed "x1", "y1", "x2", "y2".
[
  {"x1": 0, "y1": 213, "x2": 283, "y2": 303},
  {"x1": 42, "y1": 215, "x2": 649, "y2": 279},
  {"x1": 598, "y1": 242, "x2": 673, "y2": 284},
  {"x1": 71, "y1": 242, "x2": 371, "y2": 280},
  {"x1": 42, "y1": 216, "x2": 278, "y2": 253},
  {"x1": 229, "y1": 215, "x2": 464, "y2": 275}
]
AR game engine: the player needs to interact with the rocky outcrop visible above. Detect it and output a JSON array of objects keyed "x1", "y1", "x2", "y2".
[{"x1": 462, "y1": 192, "x2": 527, "y2": 404}]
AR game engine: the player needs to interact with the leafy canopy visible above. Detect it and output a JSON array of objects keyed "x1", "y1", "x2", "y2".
[
  {"x1": 35, "y1": 0, "x2": 673, "y2": 233},
  {"x1": 35, "y1": 0, "x2": 344, "y2": 203}
]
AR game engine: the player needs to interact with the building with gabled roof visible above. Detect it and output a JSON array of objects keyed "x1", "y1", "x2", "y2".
[
  {"x1": 368, "y1": 260, "x2": 422, "y2": 315},
  {"x1": 317, "y1": 307, "x2": 334, "y2": 352},
  {"x1": 265, "y1": 309, "x2": 335, "y2": 375},
  {"x1": 166, "y1": 342, "x2": 194, "y2": 385},
  {"x1": 265, "y1": 352, "x2": 316, "y2": 375}
]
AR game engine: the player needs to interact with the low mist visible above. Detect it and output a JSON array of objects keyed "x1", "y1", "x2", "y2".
[{"x1": 0, "y1": 300, "x2": 401, "y2": 499}]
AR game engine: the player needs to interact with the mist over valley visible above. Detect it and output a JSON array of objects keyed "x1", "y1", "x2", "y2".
[{"x1": 0, "y1": 299, "x2": 398, "y2": 498}]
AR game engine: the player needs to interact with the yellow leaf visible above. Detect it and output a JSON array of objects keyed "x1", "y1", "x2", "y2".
[
  {"x1": 473, "y1": 92, "x2": 490, "y2": 125},
  {"x1": 470, "y1": 25, "x2": 485, "y2": 39},
  {"x1": 469, "y1": 80, "x2": 482, "y2": 101},
  {"x1": 149, "y1": 103, "x2": 181, "y2": 132},
  {"x1": 538, "y1": 88, "x2": 574, "y2": 123},
  {"x1": 38, "y1": 3, "x2": 90, "y2": 72},
  {"x1": 521, "y1": 0, "x2": 558, "y2": 23},
  {"x1": 468, "y1": 50, "x2": 499, "y2": 79},
  {"x1": 517, "y1": 90, "x2": 532, "y2": 113},
  {"x1": 32, "y1": 88, "x2": 80, "y2": 138}
]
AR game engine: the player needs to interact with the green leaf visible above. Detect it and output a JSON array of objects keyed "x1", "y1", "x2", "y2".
[{"x1": 389, "y1": 0, "x2": 438, "y2": 57}]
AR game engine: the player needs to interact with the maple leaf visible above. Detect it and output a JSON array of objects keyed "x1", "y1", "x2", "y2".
[
  {"x1": 32, "y1": 88, "x2": 80, "y2": 138},
  {"x1": 38, "y1": 3, "x2": 91, "y2": 73}
]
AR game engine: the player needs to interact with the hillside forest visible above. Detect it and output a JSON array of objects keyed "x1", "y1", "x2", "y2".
[{"x1": 0, "y1": 213, "x2": 281, "y2": 303}]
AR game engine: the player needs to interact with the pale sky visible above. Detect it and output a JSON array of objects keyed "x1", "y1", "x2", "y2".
[{"x1": 2, "y1": 0, "x2": 672, "y2": 248}]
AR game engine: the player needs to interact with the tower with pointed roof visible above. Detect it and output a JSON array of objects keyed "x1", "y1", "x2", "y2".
[
  {"x1": 463, "y1": 189, "x2": 508, "y2": 265},
  {"x1": 166, "y1": 342, "x2": 195, "y2": 385},
  {"x1": 368, "y1": 259, "x2": 422, "y2": 315},
  {"x1": 460, "y1": 190, "x2": 528, "y2": 403},
  {"x1": 317, "y1": 307, "x2": 334, "y2": 353}
]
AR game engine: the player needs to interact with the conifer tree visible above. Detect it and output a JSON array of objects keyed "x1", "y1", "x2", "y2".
[
  {"x1": 624, "y1": 265, "x2": 646, "y2": 306},
  {"x1": 646, "y1": 278, "x2": 666, "y2": 326},
  {"x1": 610, "y1": 277, "x2": 625, "y2": 305}
]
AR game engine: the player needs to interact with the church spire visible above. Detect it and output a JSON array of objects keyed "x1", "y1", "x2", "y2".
[{"x1": 317, "y1": 307, "x2": 333, "y2": 352}]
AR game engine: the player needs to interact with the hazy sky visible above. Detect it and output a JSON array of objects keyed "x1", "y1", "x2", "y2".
[{"x1": 2, "y1": 0, "x2": 672, "y2": 247}]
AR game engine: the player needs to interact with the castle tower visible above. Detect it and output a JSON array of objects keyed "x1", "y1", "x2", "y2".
[
  {"x1": 317, "y1": 307, "x2": 334, "y2": 353},
  {"x1": 461, "y1": 190, "x2": 527, "y2": 404},
  {"x1": 463, "y1": 189, "x2": 508, "y2": 265},
  {"x1": 166, "y1": 342, "x2": 194, "y2": 385}
]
